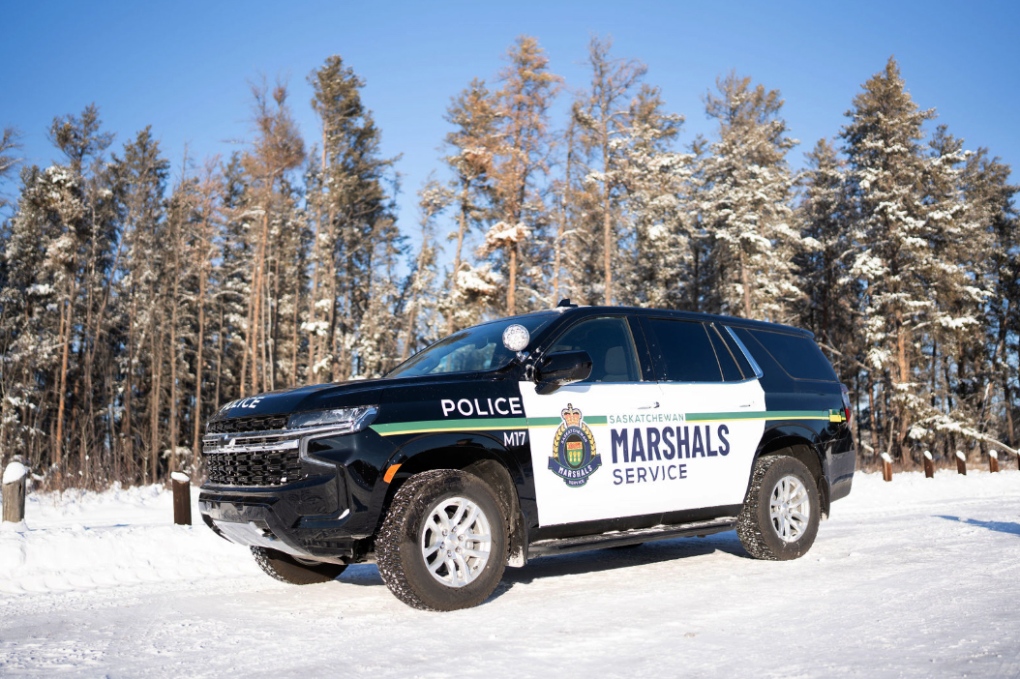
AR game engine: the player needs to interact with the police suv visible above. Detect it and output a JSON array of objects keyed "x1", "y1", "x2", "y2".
[{"x1": 200, "y1": 304, "x2": 856, "y2": 611}]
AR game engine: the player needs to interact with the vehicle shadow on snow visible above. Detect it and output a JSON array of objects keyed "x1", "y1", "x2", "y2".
[
  {"x1": 338, "y1": 564, "x2": 385, "y2": 587},
  {"x1": 498, "y1": 530, "x2": 747, "y2": 591},
  {"x1": 332, "y1": 531, "x2": 749, "y2": 594},
  {"x1": 936, "y1": 515, "x2": 1020, "y2": 537}
]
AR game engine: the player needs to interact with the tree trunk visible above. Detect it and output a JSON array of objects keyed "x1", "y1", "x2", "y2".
[
  {"x1": 448, "y1": 180, "x2": 470, "y2": 334},
  {"x1": 895, "y1": 310, "x2": 911, "y2": 467},
  {"x1": 192, "y1": 257, "x2": 207, "y2": 460},
  {"x1": 55, "y1": 283, "x2": 76, "y2": 474},
  {"x1": 740, "y1": 250, "x2": 752, "y2": 318},
  {"x1": 507, "y1": 243, "x2": 517, "y2": 315},
  {"x1": 149, "y1": 328, "x2": 162, "y2": 484}
]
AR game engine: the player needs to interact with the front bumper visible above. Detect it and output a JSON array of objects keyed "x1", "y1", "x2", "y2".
[
  {"x1": 198, "y1": 423, "x2": 394, "y2": 563},
  {"x1": 200, "y1": 477, "x2": 361, "y2": 563}
]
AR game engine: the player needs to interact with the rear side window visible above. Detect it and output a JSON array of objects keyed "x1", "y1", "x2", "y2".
[
  {"x1": 745, "y1": 329, "x2": 838, "y2": 382},
  {"x1": 644, "y1": 318, "x2": 723, "y2": 383}
]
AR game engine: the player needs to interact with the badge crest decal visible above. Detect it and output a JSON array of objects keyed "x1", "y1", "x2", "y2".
[{"x1": 549, "y1": 404, "x2": 601, "y2": 487}]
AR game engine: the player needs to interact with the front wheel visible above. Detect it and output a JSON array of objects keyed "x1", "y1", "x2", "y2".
[
  {"x1": 737, "y1": 455, "x2": 820, "y2": 560},
  {"x1": 376, "y1": 469, "x2": 507, "y2": 611}
]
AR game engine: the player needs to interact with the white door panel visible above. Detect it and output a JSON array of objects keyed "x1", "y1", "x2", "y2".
[{"x1": 522, "y1": 379, "x2": 765, "y2": 527}]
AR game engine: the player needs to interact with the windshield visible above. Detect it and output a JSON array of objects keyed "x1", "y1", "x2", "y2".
[{"x1": 387, "y1": 313, "x2": 558, "y2": 378}]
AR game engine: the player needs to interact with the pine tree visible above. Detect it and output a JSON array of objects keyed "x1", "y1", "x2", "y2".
[
  {"x1": 841, "y1": 57, "x2": 937, "y2": 463},
  {"x1": 399, "y1": 180, "x2": 448, "y2": 360},
  {"x1": 557, "y1": 104, "x2": 603, "y2": 305},
  {"x1": 795, "y1": 140, "x2": 858, "y2": 363},
  {"x1": 0, "y1": 127, "x2": 20, "y2": 213},
  {"x1": 0, "y1": 165, "x2": 63, "y2": 473},
  {"x1": 308, "y1": 55, "x2": 403, "y2": 380},
  {"x1": 440, "y1": 79, "x2": 499, "y2": 331},
  {"x1": 571, "y1": 36, "x2": 647, "y2": 305},
  {"x1": 481, "y1": 36, "x2": 561, "y2": 314},
  {"x1": 185, "y1": 162, "x2": 222, "y2": 465},
  {"x1": 694, "y1": 73, "x2": 801, "y2": 322},
  {"x1": 48, "y1": 105, "x2": 120, "y2": 485},
  {"x1": 211, "y1": 154, "x2": 254, "y2": 409},
  {"x1": 616, "y1": 84, "x2": 690, "y2": 308},
  {"x1": 239, "y1": 82, "x2": 305, "y2": 396},
  {"x1": 967, "y1": 151, "x2": 1019, "y2": 450},
  {"x1": 111, "y1": 127, "x2": 171, "y2": 483}
]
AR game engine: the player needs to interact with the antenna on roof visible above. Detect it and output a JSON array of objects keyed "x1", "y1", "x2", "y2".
[{"x1": 556, "y1": 298, "x2": 577, "y2": 308}]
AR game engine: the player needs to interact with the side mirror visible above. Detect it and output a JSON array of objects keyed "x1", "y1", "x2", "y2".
[{"x1": 535, "y1": 350, "x2": 592, "y2": 394}]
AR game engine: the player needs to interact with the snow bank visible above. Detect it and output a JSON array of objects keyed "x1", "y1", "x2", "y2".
[{"x1": 0, "y1": 484, "x2": 257, "y2": 596}]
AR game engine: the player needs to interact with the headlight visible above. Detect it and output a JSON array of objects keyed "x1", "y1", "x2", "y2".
[{"x1": 287, "y1": 406, "x2": 378, "y2": 433}]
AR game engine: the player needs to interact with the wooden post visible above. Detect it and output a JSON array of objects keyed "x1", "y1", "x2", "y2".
[
  {"x1": 171, "y1": 471, "x2": 192, "y2": 526},
  {"x1": 955, "y1": 450, "x2": 967, "y2": 476},
  {"x1": 2, "y1": 457, "x2": 28, "y2": 524},
  {"x1": 923, "y1": 450, "x2": 935, "y2": 479},
  {"x1": 989, "y1": 450, "x2": 999, "y2": 474},
  {"x1": 881, "y1": 452, "x2": 893, "y2": 482}
]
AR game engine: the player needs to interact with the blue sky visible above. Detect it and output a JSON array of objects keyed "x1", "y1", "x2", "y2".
[{"x1": 2, "y1": 1, "x2": 1018, "y2": 232}]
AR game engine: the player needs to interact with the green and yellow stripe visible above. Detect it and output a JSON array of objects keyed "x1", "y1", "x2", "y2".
[{"x1": 370, "y1": 409, "x2": 842, "y2": 438}]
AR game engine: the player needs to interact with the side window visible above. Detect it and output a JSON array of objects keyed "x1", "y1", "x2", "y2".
[
  {"x1": 644, "y1": 318, "x2": 723, "y2": 383},
  {"x1": 747, "y1": 329, "x2": 838, "y2": 382},
  {"x1": 548, "y1": 317, "x2": 641, "y2": 383}
]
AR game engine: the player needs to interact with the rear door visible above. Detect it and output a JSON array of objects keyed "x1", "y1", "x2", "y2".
[{"x1": 638, "y1": 318, "x2": 766, "y2": 511}]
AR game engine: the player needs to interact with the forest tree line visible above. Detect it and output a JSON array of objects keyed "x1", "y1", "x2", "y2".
[{"x1": 0, "y1": 36, "x2": 1016, "y2": 489}]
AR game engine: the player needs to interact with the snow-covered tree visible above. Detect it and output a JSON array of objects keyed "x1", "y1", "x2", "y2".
[
  {"x1": 481, "y1": 36, "x2": 561, "y2": 314},
  {"x1": 841, "y1": 57, "x2": 939, "y2": 463},
  {"x1": 307, "y1": 55, "x2": 403, "y2": 381},
  {"x1": 571, "y1": 36, "x2": 647, "y2": 305},
  {"x1": 694, "y1": 73, "x2": 801, "y2": 322},
  {"x1": 238, "y1": 81, "x2": 305, "y2": 395},
  {"x1": 110, "y1": 127, "x2": 171, "y2": 483},
  {"x1": 965, "y1": 149, "x2": 1019, "y2": 450},
  {"x1": 440, "y1": 79, "x2": 499, "y2": 331},
  {"x1": 795, "y1": 140, "x2": 859, "y2": 372},
  {"x1": 616, "y1": 84, "x2": 691, "y2": 309}
]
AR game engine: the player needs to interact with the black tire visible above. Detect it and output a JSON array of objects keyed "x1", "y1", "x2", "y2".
[
  {"x1": 376, "y1": 469, "x2": 507, "y2": 611},
  {"x1": 737, "y1": 455, "x2": 820, "y2": 561},
  {"x1": 251, "y1": 547, "x2": 347, "y2": 585}
]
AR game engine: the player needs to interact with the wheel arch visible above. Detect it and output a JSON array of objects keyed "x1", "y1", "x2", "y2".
[
  {"x1": 753, "y1": 428, "x2": 830, "y2": 519},
  {"x1": 383, "y1": 433, "x2": 528, "y2": 567}
]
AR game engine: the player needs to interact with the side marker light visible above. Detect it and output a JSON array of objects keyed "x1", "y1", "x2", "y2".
[{"x1": 383, "y1": 464, "x2": 402, "y2": 484}]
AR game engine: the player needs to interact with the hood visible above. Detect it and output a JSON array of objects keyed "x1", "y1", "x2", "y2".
[{"x1": 210, "y1": 372, "x2": 508, "y2": 422}]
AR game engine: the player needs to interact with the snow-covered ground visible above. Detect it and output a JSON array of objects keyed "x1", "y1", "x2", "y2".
[{"x1": 1, "y1": 470, "x2": 1019, "y2": 678}]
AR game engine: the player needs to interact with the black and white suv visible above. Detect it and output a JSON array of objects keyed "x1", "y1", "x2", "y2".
[{"x1": 200, "y1": 304, "x2": 856, "y2": 610}]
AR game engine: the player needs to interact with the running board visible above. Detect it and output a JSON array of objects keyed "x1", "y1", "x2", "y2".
[{"x1": 527, "y1": 517, "x2": 738, "y2": 557}]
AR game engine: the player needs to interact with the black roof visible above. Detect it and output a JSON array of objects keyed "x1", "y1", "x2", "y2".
[{"x1": 516, "y1": 305, "x2": 815, "y2": 339}]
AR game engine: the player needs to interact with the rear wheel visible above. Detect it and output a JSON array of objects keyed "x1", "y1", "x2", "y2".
[
  {"x1": 376, "y1": 469, "x2": 507, "y2": 611},
  {"x1": 251, "y1": 547, "x2": 347, "y2": 585},
  {"x1": 737, "y1": 455, "x2": 819, "y2": 560}
]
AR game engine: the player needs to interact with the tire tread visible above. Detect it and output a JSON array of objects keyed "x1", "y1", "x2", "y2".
[{"x1": 377, "y1": 469, "x2": 506, "y2": 611}]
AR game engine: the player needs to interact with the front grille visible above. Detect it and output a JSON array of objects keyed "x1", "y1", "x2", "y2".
[
  {"x1": 207, "y1": 414, "x2": 288, "y2": 435},
  {"x1": 204, "y1": 447, "x2": 302, "y2": 487},
  {"x1": 204, "y1": 415, "x2": 300, "y2": 486}
]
